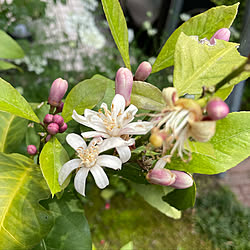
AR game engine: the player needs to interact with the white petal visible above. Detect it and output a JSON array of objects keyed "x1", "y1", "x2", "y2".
[
  {"x1": 120, "y1": 122, "x2": 153, "y2": 135},
  {"x1": 90, "y1": 164, "x2": 109, "y2": 189},
  {"x1": 154, "y1": 155, "x2": 170, "y2": 169},
  {"x1": 58, "y1": 159, "x2": 81, "y2": 185},
  {"x1": 117, "y1": 104, "x2": 138, "y2": 126},
  {"x1": 98, "y1": 137, "x2": 135, "y2": 153},
  {"x1": 96, "y1": 155, "x2": 122, "y2": 170},
  {"x1": 66, "y1": 133, "x2": 87, "y2": 151},
  {"x1": 111, "y1": 94, "x2": 125, "y2": 118},
  {"x1": 88, "y1": 137, "x2": 103, "y2": 147},
  {"x1": 81, "y1": 131, "x2": 109, "y2": 138},
  {"x1": 116, "y1": 146, "x2": 131, "y2": 163},
  {"x1": 74, "y1": 167, "x2": 89, "y2": 196}
]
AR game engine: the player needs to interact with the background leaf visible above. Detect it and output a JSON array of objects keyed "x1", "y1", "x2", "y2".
[
  {"x1": 0, "y1": 60, "x2": 21, "y2": 71},
  {"x1": 152, "y1": 3, "x2": 239, "y2": 73},
  {"x1": 173, "y1": 33, "x2": 250, "y2": 96},
  {"x1": 168, "y1": 112, "x2": 250, "y2": 174},
  {"x1": 101, "y1": 0, "x2": 130, "y2": 69},
  {"x1": 0, "y1": 77, "x2": 40, "y2": 123},
  {"x1": 62, "y1": 76, "x2": 108, "y2": 122},
  {"x1": 0, "y1": 153, "x2": 53, "y2": 249},
  {"x1": 39, "y1": 137, "x2": 69, "y2": 196}
]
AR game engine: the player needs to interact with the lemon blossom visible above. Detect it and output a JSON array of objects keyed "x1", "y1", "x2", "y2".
[
  {"x1": 72, "y1": 94, "x2": 153, "y2": 163},
  {"x1": 59, "y1": 133, "x2": 134, "y2": 196}
]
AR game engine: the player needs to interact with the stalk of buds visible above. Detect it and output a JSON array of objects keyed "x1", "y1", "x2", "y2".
[
  {"x1": 210, "y1": 28, "x2": 231, "y2": 45},
  {"x1": 134, "y1": 61, "x2": 152, "y2": 81}
]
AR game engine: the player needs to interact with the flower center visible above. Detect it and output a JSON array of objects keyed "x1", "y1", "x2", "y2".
[{"x1": 77, "y1": 145, "x2": 99, "y2": 168}]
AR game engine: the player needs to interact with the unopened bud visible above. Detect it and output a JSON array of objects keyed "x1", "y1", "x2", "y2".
[
  {"x1": 115, "y1": 67, "x2": 133, "y2": 106},
  {"x1": 27, "y1": 145, "x2": 37, "y2": 155},
  {"x1": 46, "y1": 134, "x2": 51, "y2": 142},
  {"x1": 59, "y1": 122, "x2": 68, "y2": 133},
  {"x1": 134, "y1": 61, "x2": 152, "y2": 81},
  {"x1": 210, "y1": 28, "x2": 230, "y2": 45},
  {"x1": 47, "y1": 122, "x2": 59, "y2": 135},
  {"x1": 146, "y1": 168, "x2": 176, "y2": 186},
  {"x1": 170, "y1": 171, "x2": 193, "y2": 189},
  {"x1": 43, "y1": 114, "x2": 54, "y2": 124},
  {"x1": 150, "y1": 133, "x2": 163, "y2": 147},
  {"x1": 48, "y1": 78, "x2": 68, "y2": 107},
  {"x1": 53, "y1": 114, "x2": 64, "y2": 127},
  {"x1": 206, "y1": 98, "x2": 229, "y2": 120}
]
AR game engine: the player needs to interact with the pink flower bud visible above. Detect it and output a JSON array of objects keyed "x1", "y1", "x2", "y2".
[
  {"x1": 115, "y1": 67, "x2": 133, "y2": 106},
  {"x1": 170, "y1": 171, "x2": 193, "y2": 189},
  {"x1": 46, "y1": 134, "x2": 51, "y2": 142},
  {"x1": 27, "y1": 145, "x2": 37, "y2": 155},
  {"x1": 210, "y1": 28, "x2": 231, "y2": 45},
  {"x1": 43, "y1": 114, "x2": 54, "y2": 124},
  {"x1": 146, "y1": 168, "x2": 176, "y2": 186},
  {"x1": 105, "y1": 203, "x2": 110, "y2": 210},
  {"x1": 59, "y1": 122, "x2": 68, "y2": 133},
  {"x1": 48, "y1": 78, "x2": 68, "y2": 107},
  {"x1": 47, "y1": 122, "x2": 59, "y2": 135},
  {"x1": 55, "y1": 102, "x2": 64, "y2": 113},
  {"x1": 53, "y1": 114, "x2": 64, "y2": 127},
  {"x1": 206, "y1": 98, "x2": 229, "y2": 120},
  {"x1": 134, "y1": 61, "x2": 152, "y2": 81}
]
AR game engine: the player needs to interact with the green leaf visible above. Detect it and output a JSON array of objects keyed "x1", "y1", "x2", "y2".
[
  {"x1": 40, "y1": 137, "x2": 69, "y2": 196},
  {"x1": 101, "y1": 0, "x2": 130, "y2": 69},
  {"x1": 0, "y1": 111, "x2": 28, "y2": 153},
  {"x1": 214, "y1": 85, "x2": 234, "y2": 100},
  {"x1": 0, "y1": 77, "x2": 40, "y2": 123},
  {"x1": 35, "y1": 191, "x2": 92, "y2": 250},
  {"x1": 120, "y1": 241, "x2": 133, "y2": 250},
  {"x1": 0, "y1": 30, "x2": 24, "y2": 59},
  {"x1": 0, "y1": 153, "x2": 53, "y2": 249},
  {"x1": 152, "y1": 3, "x2": 239, "y2": 73},
  {"x1": 173, "y1": 33, "x2": 250, "y2": 96},
  {"x1": 169, "y1": 112, "x2": 250, "y2": 174},
  {"x1": 62, "y1": 76, "x2": 108, "y2": 123},
  {"x1": 0, "y1": 60, "x2": 21, "y2": 71},
  {"x1": 131, "y1": 81, "x2": 165, "y2": 111},
  {"x1": 132, "y1": 183, "x2": 181, "y2": 219},
  {"x1": 163, "y1": 182, "x2": 196, "y2": 210},
  {"x1": 188, "y1": 141, "x2": 215, "y2": 159}
]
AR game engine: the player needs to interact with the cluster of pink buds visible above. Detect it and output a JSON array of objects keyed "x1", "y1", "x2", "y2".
[
  {"x1": 115, "y1": 61, "x2": 152, "y2": 106},
  {"x1": 146, "y1": 168, "x2": 193, "y2": 189}
]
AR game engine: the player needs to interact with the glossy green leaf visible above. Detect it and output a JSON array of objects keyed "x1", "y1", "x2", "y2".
[
  {"x1": 0, "y1": 77, "x2": 40, "y2": 123},
  {"x1": 152, "y1": 3, "x2": 239, "y2": 73},
  {"x1": 169, "y1": 112, "x2": 250, "y2": 174},
  {"x1": 0, "y1": 30, "x2": 24, "y2": 59},
  {"x1": 0, "y1": 153, "x2": 53, "y2": 249},
  {"x1": 188, "y1": 141, "x2": 215, "y2": 159},
  {"x1": 40, "y1": 137, "x2": 69, "y2": 196},
  {"x1": 163, "y1": 182, "x2": 196, "y2": 210},
  {"x1": 0, "y1": 60, "x2": 21, "y2": 71},
  {"x1": 131, "y1": 81, "x2": 165, "y2": 111},
  {"x1": 132, "y1": 183, "x2": 181, "y2": 219},
  {"x1": 35, "y1": 191, "x2": 92, "y2": 250},
  {"x1": 174, "y1": 33, "x2": 250, "y2": 96},
  {"x1": 101, "y1": 0, "x2": 130, "y2": 69},
  {"x1": 214, "y1": 85, "x2": 234, "y2": 100},
  {"x1": 0, "y1": 111, "x2": 28, "y2": 153},
  {"x1": 62, "y1": 77, "x2": 108, "y2": 122}
]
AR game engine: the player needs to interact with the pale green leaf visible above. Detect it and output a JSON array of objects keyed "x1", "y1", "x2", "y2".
[
  {"x1": 101, "y1": 0, "x2": 130, "y2": 69},
  {"x1": 0, "y1": 60, "x2": 21, "y2": 71},
  {"x1": 130, "y1": 81, "x2": 165, "y2": 111},
  {"x1": 173, "y1": 33, "x2": 250, "y2": 96},
  {"x1": 214, "y1": 85, "x2": 234, "y2": 100},
  {"x1": 152, "y1": 3, "x2": 239, "y2": 72},
  {"x1": 0, "y1": 111, "x2": 28, "y2": 153},
  {"x1": 120, "y1": 241, "x2": 133, "y2": 250},
  {"x1": 132, "y1": 183, "x2": 181, "y2": 219},
  {"x1": 0, "y1": 30, "x2": 24, "y2": 59},
  {"x1": 62, "y1": 77, "x2": 107, "y2": 123},
  {"x1": 169, "y1": 112, "x2": 250, "y2": 174},
  {"x1": 0, "y1": 77, "x2": 40, "y2": 123},
  {"x1": 0, "y1": 153, "x2": 53, "y2": 249},
  {"x1": 188, "y1": 141, "x2": 215, "y2": 159},
  {"x1": 39, "y1": 137, "x2": 69, "y2": 196}
]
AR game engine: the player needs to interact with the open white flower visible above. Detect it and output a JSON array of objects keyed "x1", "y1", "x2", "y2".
[
  {"x1": 58, "y1": 133, "x2": 134, "y2": 196},
  {"x1": 72, "y1": 94, "x2": 153, "y2": 163}
]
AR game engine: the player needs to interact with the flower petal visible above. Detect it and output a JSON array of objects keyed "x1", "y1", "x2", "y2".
[
  {"x1": 111, "y1": 94, "x2": 125, "y2": 118},
  {"x1": 58, "y1": 159, "x2": 81, "y2": 185},
  {"x1": 66, "y1": 133, "x2": 87, "y2": 151},
  {"x1": 90, "y1": 164, "x2": 109, "y2": 189},
  {"x1": 154, "y1": 155, "x2": 171, "y2": 169},
  {"x1": 121, "y1": 121, "x2": 153, "y2": 135},
  {"x1": 162, "y1": 87, "x2": 178, "y2": 107},
  {"x1": 96, "y1": 155, "x2": 122, "y2": 170},
  {"x1": 74, "y1": 167, "x2": 90, "y2": 196},
  {"x1": 117, "y1": 104, "x2": 138, "y2": 126},
  {"x1": 98, "y1": 137, "x2": 135, "y2": 153},
  {"x1": 116, "y1": 146, "x2": 131, "y2": 163},
  {"x1": 81, "y1": 131, "x2": 109, "y2": 138}
]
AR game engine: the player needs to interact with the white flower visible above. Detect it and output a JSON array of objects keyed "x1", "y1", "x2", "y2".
[
  {"x1": 59, "y1": 133, "x2": 134, "y2": 196},
  {"x1": 72, "y1": 94, "x2": 153, "y2": 163}
]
